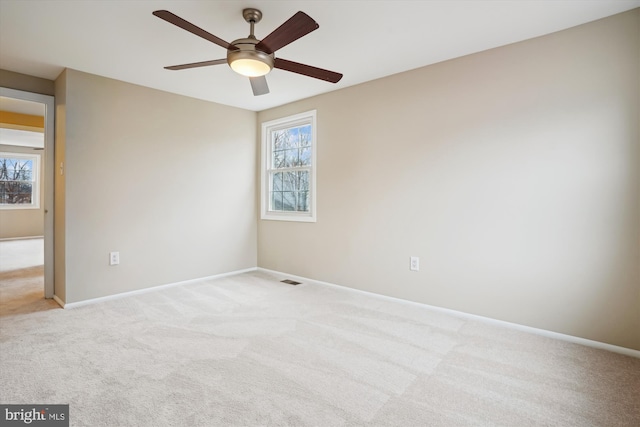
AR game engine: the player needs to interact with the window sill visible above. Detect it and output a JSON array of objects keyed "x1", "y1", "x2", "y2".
[
  {"x1": 0, "y1": 205, "x2": 40, "y2": 210},
  {"x1": 261, "y1": 212, "x2": 316, "y2": 223}
]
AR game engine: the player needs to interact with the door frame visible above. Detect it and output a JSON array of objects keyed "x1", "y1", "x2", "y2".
[{"x1": 1, "y1": 87, "x2": 55, "y2": 298}]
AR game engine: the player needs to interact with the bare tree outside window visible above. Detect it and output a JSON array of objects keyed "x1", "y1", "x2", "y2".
[
  {"x1": 269, "y1": 125, "x2": 312, "y2": 212},
  {"x1": 0, "y1": 155, "x2": 37, "y2": 206}
]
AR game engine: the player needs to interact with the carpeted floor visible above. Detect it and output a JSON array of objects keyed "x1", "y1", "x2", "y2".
[{"x1": 1, "y1": 243, "x2": 639, "y2": 426}]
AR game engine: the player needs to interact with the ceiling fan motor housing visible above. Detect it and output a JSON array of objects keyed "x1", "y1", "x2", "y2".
[{"x1": 227, "y1": 38, "x2": 275, "y2": 76}]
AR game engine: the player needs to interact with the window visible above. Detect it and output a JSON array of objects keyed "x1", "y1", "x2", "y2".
[
  {"x1": 261, "y1": 110, "x2": 316, "y2": 222},
  {"x1": 0, "y1": 152, "x2": 40, "y2": 209}
]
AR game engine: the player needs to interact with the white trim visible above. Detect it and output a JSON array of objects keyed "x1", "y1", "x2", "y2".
[
  {"x1": 59, "y1": 267, "x2": 258, "y2": 309},
  {"x1": 261, "y1": 110, "x2": 317, "y2": 222},
  {"x1": 257, "y1": 267, "x2": 640, "y2": 358},
  {"x1": 52, "y1": 294, "x2": 64, "y2": 308}
]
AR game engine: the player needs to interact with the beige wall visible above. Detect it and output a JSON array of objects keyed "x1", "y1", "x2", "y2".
[
  {"x1": 56, "y1": 69, "x2": 257, "y2": 303},
  {"x1": 258, "y1": 10, "x2": 640, "y2": 350},
  {"x1": 0, "y1": 69, "x2": 55, "y2": 96},
  {"x1": 0, "y1": 144, "x2": 45, "y2": 239}
]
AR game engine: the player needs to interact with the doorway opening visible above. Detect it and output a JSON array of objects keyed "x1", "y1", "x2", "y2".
[{"x1": 0, "y1": 88, "x2": 55, "y2": 306}]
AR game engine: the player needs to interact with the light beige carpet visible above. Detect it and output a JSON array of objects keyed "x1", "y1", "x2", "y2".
[{"x1": 1, "y1": 264, "x2": 639, "y2": 426}]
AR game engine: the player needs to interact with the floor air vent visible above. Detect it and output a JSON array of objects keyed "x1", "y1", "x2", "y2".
[{"x1": 281, "y1": 279, "x2": 301, "y2": 285}]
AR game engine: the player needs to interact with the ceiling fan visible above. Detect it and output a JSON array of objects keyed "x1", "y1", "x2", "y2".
[{"x1": 153, "y1": 8, "x2": 343, "y2": 96}]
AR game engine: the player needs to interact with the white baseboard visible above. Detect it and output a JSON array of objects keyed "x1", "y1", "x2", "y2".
[
  {"x1": 60, "y1": 267, "x2": 258, "y2": 309},
  {"x1": 52, "y1": 294, "x2": 64, "y2": 308},
  {"x1": 257, "y1": 268, "x2": 640, "y2": 359},
  {"x1": 0, "y1": 236, "x2": 44, "y2": 242}
]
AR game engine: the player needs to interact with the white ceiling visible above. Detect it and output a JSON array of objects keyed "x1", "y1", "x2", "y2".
[{"x1": 1, "y1": 0, "x2": 638, "y2": 112}]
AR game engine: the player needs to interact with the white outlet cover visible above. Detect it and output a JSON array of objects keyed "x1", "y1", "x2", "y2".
[{"x1": 109, "y1": 252, "x2": 120, "y2": 265}]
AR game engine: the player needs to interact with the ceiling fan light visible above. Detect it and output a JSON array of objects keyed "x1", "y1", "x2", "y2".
[
  {"x1": 230, "y1": 58, "x2": 271, "y2": 77},
  {"x1": 227, "y1": 47, "x2": 274, "y2": 77}
]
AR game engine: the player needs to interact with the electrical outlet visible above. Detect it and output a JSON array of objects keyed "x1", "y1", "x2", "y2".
[
  {"x1": 410, "y1": 256, "x2": 419, "y2": 271},
  {"x1": 109, "y1": 251, "x2": 120, "y2": 266}
]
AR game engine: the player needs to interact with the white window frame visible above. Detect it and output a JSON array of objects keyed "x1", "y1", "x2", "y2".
[
  {"x1": 0, "y1": 151, "x2": 40, "y2": 210},
  {"x1": 261, "y1": 110, "x2": 317, "y2": 222}
]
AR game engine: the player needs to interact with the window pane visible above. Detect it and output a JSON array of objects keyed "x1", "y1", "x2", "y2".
[
  {"x1": 284, "y1": 129, "x2": 298, "y2": 149},
  {"x1": 299, "y1": 147, "x2": 311, "y2": 166},
  {"x1": 271, "y1": 191, "x2": 283, "y2": 211},
  {"x1": 283, "y1": 172, "x2": 296, "y2": 191},
  {"x1": 298, "y1": 191, "x2": 309, "y2": 211},
  {"x1": 0, "y1": 182, "x2": 33, "y2": 204},
  {"x1": 272, "y1": 130, "x2": 286, "y2": 150},
  {"x1": 298, "y1": 125, "x2": 312, "y2": 147},
  {"x1": 271, "y1": 172, "x2": 283, "y2": 191},
  {"x1": 282, "y1": 192, "x2": 296, "y2": 211},
  {"x1": 289, "y1": 127, "x2": 301, "y2": 148},
  {"x1": 1, "y1": 158, "x2": 33, "y2": 181},
  {"x1": 269, "y1": 172, "x2": 310, "y2": 213},
  {"x1": 272, "y1": 149, "x2": 285, "y2": 168},
  {"x1": 298, "y1": 171, "x2": 309, "y2": 191},
  {"x1": 284, "y1": 149, "x2": 298, "y2": 167}
]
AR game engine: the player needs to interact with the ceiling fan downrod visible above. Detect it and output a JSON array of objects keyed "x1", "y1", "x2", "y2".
[{"x1": 243, "y1": 8, "x2": 262, "y2": 39}]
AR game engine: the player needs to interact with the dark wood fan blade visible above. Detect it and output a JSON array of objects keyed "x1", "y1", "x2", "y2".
[
  {"x1": 274, "y1": 58, "x2": 343, "y2": 83},
  {"x1": 153, "y1": 10, "x2": 237, "y2": 51},
  {"x1": 164, "y1": 59, "x2": 227, "y2": 70},
  {"x1": 250, "y1": 76, "x2": 270, "y2": 96},
  {"x1": 255, "y1": 11, "x2": 319, "y2": 54}
]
